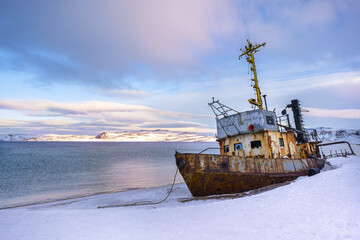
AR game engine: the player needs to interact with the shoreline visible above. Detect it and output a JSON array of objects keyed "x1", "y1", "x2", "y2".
[
  {"x1": 0, "y1": 188, "x2": 141, "y2": 210},
  {"x1": 0, "y1": 181, "x2": 184, "y2": 210},
  {"x1": 1, "y1": 156, "x2": 359, "y2": 240}
]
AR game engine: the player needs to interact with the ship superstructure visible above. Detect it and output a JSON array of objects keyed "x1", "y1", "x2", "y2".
[{"x1": 175, "y1": 40, "x2": 325, "y2": 197}]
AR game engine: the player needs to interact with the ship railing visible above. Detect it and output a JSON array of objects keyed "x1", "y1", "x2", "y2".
[
  {"x1": 175, "y1": 148, "x2": 221, "y2": 155},
  {"x1": 317, "y1": 141, "x2": 358, "y2": 159},
  {"x1": 198, "y1": 148, "x2": 221, "y2": 154},
  {"x1": 276, "y1": 115, "x2": 291, "y2": 132}
]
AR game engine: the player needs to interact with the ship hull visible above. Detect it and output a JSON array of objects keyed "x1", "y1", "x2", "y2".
[{"x1": 175, "y1": 153, "x2": 325, "y2": 197}]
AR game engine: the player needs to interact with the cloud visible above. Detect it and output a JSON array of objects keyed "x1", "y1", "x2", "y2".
[
  {"x1": 0, "y1": 119, "x2": 27, "y2": 127},
  {"x1": 0, "y1": 99, "x2": 207, "y2": 120},
  {"x1": 304, "y1": 108, "x2": 360, "y2": 119},
  {"x1": 276, "y1": 0, "x2": 336, "y2": 28},
  {"x1": 140, "y1": 121, "x2": 207, "y2": 129},
  {"x1": 0, "y1": 99, "x2": 149, "y2": 113},
  {"x1": 0, "y1": 99, "x2": 213, "y2": 134},
  {"x1": 0, "y1": 0, "x2": 359, "y2": 96},
  {"x1": 0, "y1": 0, "x2": 236, "y2": 89},
  {"x1": 96, "y1": 89, "x2": 151, "y2": 99},
  {"x1": 1, "y1": 1, "x2": 360, "y2": 133},
  {"x1": 234, "y1": 0, "x2": 360, "y2": 68},
  {"x1": 263, "y1": 71, "x2": 359, "y2": 95}
]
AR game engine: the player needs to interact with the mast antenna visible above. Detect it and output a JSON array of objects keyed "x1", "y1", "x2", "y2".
[{"x1": 239, "y1": 39, "x2": 266, "y2": 109}]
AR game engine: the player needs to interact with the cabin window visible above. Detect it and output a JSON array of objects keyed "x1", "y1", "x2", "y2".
[
  {"x1": 234, "y1": 143, "x2": 243, "y2": 151},
  {"x1": 224, "y1": 145, "x2": 229, "y2": 153},
  {"x1": 266, "y1": 116, "x2": 275, "y2": 125},
  {"x1": 251, "y1": 140, "x2": 262, "y2": 149},
  {"x1": 279, "y1": 138, "x2": 284, "y2": 148}
]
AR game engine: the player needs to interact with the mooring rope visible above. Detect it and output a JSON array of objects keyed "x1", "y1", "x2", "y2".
[
  {"x1": 98, "y1": 168, "x2": 178, "y2": 209},
  {"x1": 316, "y1": 157, "x2": 332, "y2": 166}
]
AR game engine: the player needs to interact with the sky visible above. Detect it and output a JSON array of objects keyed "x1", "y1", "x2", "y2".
[{"x1": 0, "y1": 0, "x2": 359, "y2": 137}]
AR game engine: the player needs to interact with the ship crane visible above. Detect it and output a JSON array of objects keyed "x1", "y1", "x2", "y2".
[{"x1": 239, "y1": 39, "x2": 266, "y2": 109}]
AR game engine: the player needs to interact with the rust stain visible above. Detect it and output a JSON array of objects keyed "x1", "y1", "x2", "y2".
[
  {"x1": 176, "y1": 130, "x2": 324, "y2": 197},
  {"x1": 217, "y1": 130, "x2": 319, "y2": 159},
  {"x1": 175, "y1": 152, "x2": 324, "y2": 196}
]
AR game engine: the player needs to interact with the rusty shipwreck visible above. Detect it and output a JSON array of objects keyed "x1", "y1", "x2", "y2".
[{"x1": 175, "y1": 40, "x2": 325, "y2": 197}]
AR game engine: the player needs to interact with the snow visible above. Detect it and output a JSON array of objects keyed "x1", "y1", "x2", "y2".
[
  {"x1": 0, "y1": 130, "x2": 215, "y2": 142},
  {"x1": 2, "y1": 127, "x2": 359, "y2": 143},
  {"x1": 1, "y1": 156, "x2": 360, "y2": 240},
  {"x1": 308, "y1": 127, "x2": 360, "y2": 144},
  {"x1": 0, "y1": 134, "x2": 38, "y2": 141}
]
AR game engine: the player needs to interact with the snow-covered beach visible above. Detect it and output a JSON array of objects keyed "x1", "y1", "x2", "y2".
[{"x1": 1, "y1": 156, "x2": 359, "y2": 240}]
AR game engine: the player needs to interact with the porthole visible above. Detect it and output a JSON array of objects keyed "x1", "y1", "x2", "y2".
[{"x1": 234, "y1": 143, "x2": 243, "y2": 151}]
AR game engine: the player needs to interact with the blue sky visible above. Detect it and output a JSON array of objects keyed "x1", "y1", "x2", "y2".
[{"x1": 0, "y1": 0, "x2": 359, "y2": 136}]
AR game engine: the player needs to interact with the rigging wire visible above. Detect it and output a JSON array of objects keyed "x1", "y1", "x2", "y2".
[{"x1": 98, "y1": 168, "x2": 178, "y2": 209}]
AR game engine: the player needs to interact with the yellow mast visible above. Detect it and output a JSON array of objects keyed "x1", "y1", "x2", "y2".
[{"x1": 239, "y1": 39, "x2": 266, "y2": 109}]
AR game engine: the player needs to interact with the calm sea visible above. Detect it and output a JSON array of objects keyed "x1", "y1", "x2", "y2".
[{"x1": 0, "y1": 141, "x2": 218, "y2": 208}]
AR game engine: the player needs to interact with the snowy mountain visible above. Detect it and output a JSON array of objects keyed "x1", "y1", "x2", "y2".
[
  {"x1": 95, "y1": 130, "x2": 215, "y2": 142},
  {"x1": 26, "y1": 134, "x2": 97, "y2": 142},
  {"x1": 1, "y1": 128, "x2": 359, "y2": 143},
  {"x1": 307, "y1": 127, "x2": 360, "y2": 144},
  {"x1": 0, "y1": 130, "x2": 215, "y2": 142},
  {"x1": 0, "y1": 134, "x2": 38, "y2": 141}
]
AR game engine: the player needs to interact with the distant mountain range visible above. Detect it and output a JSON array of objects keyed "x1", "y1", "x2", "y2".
[
  {"x1": 0, "y1": 130, "x2": 215, "y2": 142},
  {"x1": 0, "y1": 134, "x2": 31, "y2": 141},
  {"x1": 0, "y1": 128, "x2": 359, "y2": 143},
  {"x1": 307, "y1": 127, "x2": 360, "y2": 144}
]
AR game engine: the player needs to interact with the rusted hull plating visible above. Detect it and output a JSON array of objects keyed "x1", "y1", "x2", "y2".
[{"x1": 175, "y1": 153, "x2": 325, "y2": 196}]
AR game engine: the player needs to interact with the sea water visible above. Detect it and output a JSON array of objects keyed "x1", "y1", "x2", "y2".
[{"x1": 0, "y1": 141, "x2": 218, "y2": 208}]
